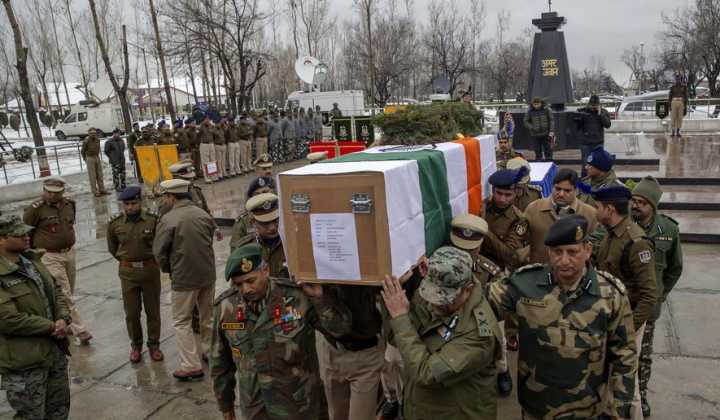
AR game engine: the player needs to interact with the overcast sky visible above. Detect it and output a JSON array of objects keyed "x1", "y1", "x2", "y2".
[{"x1": 324, "y1": 0, "x2": 694, "y2": 84}]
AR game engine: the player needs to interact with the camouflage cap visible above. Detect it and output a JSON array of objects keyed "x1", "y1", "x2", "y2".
[
  {"x1": 418, "y1": 246, "x2": 474, "y2": 306},
  {"x1": 0, "y1": 215, "x2": 34, "y2": 237}
]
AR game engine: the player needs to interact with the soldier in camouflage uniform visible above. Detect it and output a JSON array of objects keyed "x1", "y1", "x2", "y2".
[
  {"x1": 578, "y1": 147, "x2": 624, "y2": 207},
  {"x1": 495, "y1": 129, "x2": 524, "y2": 170},
  {"x1": 449, "y1": 213, "x2": 512, "y2": 397},
  {"x1": 229, "y1": 176, "x2": 276, "y2": 252},
  {"x1": 0, "y1": 215, "x2": 72, "y2": 420},
  {"x1": 506, "y1": 157, "x2": 543, "y2": 211},
  {"x1": 482, "y1": 168, "x2": 529, "y2": 271},
  {"x1": 631, "y1": 177, "x2": 683, "y2": 417},
  {"x1": 210, "y1": 244, "x2": 331, "y2": 419},
  {"x1": 489, "y1": 215, "x2": 638, "y2": 419},
  {"x1": 592, "y1": 185, "x2": 657, "y2": 420},
  {"x1": 380, "y1": 246, "x2": 500, "y2": 420}
]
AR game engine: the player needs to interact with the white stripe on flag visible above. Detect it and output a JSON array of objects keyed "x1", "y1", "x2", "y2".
[
  {"x1": 434, "y1": 142, "x2": 468, "y2": 217},
  {"x1": 476, "y1": 135, "x2": 497, "y2": 199}
]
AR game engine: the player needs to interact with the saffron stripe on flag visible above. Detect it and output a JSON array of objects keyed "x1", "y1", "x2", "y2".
[{"x1": 453, "y1": 138, "x2": 483, "y2": 215}]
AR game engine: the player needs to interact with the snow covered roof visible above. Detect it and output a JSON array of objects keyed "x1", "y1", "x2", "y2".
[{"x1": 138, "y1": 77, "x2": 227, "y2": 97}]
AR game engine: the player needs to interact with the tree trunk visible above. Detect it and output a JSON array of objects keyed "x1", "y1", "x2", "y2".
[
  {"x1": 149, "y1": 0, "x2": 176, "y2": 122},
  {"x1": 201, "y1": 50, "x2": 210, "y2": 104},
  {"x1": 184, "y1": 31, "x2": 198, "y2": 104},
  {"x1": 2, "y1": 0, "x2": 49, "y2": 175},
  {"x1": 88, "y1": 0, "x2": 132, "y2": 133},
  {"x1": 209, "y1": 55, "x2": 218, "y2": 107},
  {"x1": 365, "y1": 1, "x2": 375, "y2": 107},
  {"x1": 142, "y1": 48, "x2": 156, "y2": 123},
  {"x1": 64, "y1": 0, "x2": 89, "y2": 100},
  {"x1": 48, "y1": 0, "x2": 71, "y2": 113}
]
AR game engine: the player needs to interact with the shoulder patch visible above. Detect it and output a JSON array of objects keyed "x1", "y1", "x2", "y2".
[
  {"x1": 271, "y1": 277, "x2": 301, "y2": 289},
  {"x1": 145, "y1": 209, "x2": 159, "y2": 218},
  {"x1": 473, "y1": 307, "x2": 494, "y2": 337},
  {"x1": 476, "y1": 255, "x2": 501, "y2": 277},
  {"x1": 515, "y1": 263, "x2": 544, "y2": 274},
  {"x1": 514, "y1": 219, "x2": 528, "y2": 236},
  {"x1": 596, "y1": 270, "x2": 627, "y2": 295},
  {"x1": 213, "y1": 287, "x2": 239, "y2": 306},
  {"x1": 31, "y1": 200, "x2": 44, "y2": 209},
  {"x1": 109, "y1": 212, "x2": 123, "y2": 223}
]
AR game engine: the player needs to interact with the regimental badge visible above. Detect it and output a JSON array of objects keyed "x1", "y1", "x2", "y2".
[
  {"x1": 638, "y1": 250, "x2": 652, "y2": 264},
  {"x1": 241, "y1": 258, "x2": 253, "y2": 273},
  {"x1": 587, "y1": 154, "x2": 593, "y2": 163},
  {"x1": 462, "y1": 228, "x2": 474, "y2": 238},
  {"x1": 262, "y1": 200, "x2": 272, "y2": 210},
  {"x1": 576, "y1": 226, "x2": 583, "y2": 241},
  {"x1": 258, "y1": 177, "x2": 266, "y2": 187},
  {"x1": 515, "y1": 222, "x2": 527, "y2": 236}
]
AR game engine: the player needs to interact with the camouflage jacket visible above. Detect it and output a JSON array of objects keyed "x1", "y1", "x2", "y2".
[
  {"x1": 595, "y1": 216, "x2": 657, "y2": 330},
  {"x1": 389, "y1": 284, "x2": 499, "y2": 420},
  {"x1": 210, "y1": 279, "x2": 325, "y2": 418},
  {"x1": 489, "y1": 264, "x2": 637, "y2": 419}
]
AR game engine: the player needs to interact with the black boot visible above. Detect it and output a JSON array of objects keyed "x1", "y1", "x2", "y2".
[
  {"x1": 642, "y1": 395, "x2": 651, "y2": 417},
  {"x1": 379, "y1": 399, "x2": 400, "y2": 420},
  {"x1": 497, "y1": 370, "x2": 513, "y2": 397}
]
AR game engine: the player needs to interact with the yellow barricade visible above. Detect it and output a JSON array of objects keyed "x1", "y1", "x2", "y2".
[{"x1": 135, "y1": 144, "x2": 178, "y2": 185}]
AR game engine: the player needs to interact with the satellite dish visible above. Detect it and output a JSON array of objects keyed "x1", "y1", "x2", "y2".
[
  {"x1": 431, "y1": 74, "x2": 451, "y2": 94},
  {"x1": 295, "y1": 56, "x2": 321, "y2": 85}
]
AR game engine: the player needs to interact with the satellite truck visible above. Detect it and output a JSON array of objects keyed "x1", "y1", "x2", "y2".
[{"x1": 285, "y1": 56, "x2": 366, "y2": 116}]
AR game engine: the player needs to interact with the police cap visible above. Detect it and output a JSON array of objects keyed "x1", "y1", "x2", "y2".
[
  {"x1": 117, "y1": 185, "x2": 142, "y2": 201},
  {"x1": 450, "y1": 214, "x2": 488, "y2": 250},
  {"x1": 246, "y1": 193, "x2": 279, "y2": 222},
  {"x1": 592, "y1": 185, "x2": 632, "y2": 204}
]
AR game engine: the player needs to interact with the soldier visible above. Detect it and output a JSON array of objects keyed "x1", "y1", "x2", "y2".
[
  {"x1": 593, "y1": 185, "x2": 657, "y2": 420},
  {"x1": 254, "y1": 113, "x2": 269, "y2": 159},
  {"x1": 235, "y1": 193, "x2": 287, "y2": 278},
  {"x1": 283, "y1": 111, "x2": 297, "y2": 162},
  {"x1": 107, "y1": 186, "x2": 164, "y2": 363},
  {"x1": 495, "y1": 129, "x2": 523, "y2": 170},
  {"x1": 523, "y1": 97, "x2": 554, "y2": 161},
  {"x1": 0, "y1": 215, "x2": 72, "y2": 420},
  {"x1": 174, "y1": 120, "x2": 192, "y2": 161},
  {"x1": 449, "y1": 214, "x2": 512, "y2": 397},
  {"x1": 153, "y1": 179, "x2": 217, "y2": 381},
  {"x1": 213, "y1": 119, "x2": 228, "y2": 180},
  {"x1": 524, "y1": 168, "x2": 598, "y2": 264},
  {"x1": 253, "y1": 153, "x2": 273, "y2": 177},
  {"x1": 168, "y1": 160, "x2": 210, "y2": 214},
  {"x1": 24, "y1": 177, "x2": 93, "y2": 345},
  {"x1": 329, "y1": 102, "x2": 342, "y2": 118},
  {"x1": 136, "y1": 125, "x2": 157, "y2": 147},
  {"x1": 186, "y1": 119, "x2": 203, "y2": 176},
  {"x1": 128, "y1": 122, "x2": 142, "y2": 177},
  {"x1": 631, "y1": 176, "x2": 683, "y2": 417},
  {"x1": 229, "y1": 176, "x2": 276, "y2": 252},
  {"x1": 380, "y1": 246, "x2": 500, "y2": 420},
  {"x1": 506, "y1": 157, "x2": 543, "y2": 211},
  {"x1": 81, "y1": 127, "x2": 110, "y2": 197},
  {"x1": 158, "y1": 125, "x2": 175, "y2": 145},
  {"x1": 579, "y1": 146, "x2": 624, "y2": 206},
  {"x1": 489, "y1": 215, "x2": 638, "y2": 419},
  {"x1": 237, "y1": 116, "x2": 253, "y2": 174},
  {"x1": 103, "y1": 128, "x2": 127, "y2": 192},
  {"x1": 313, "y1": 105, "x2": 324, "y2": 140},
  {"x1": 668, "y1": 74, "x2": 688, "y2": 137},
  {"x1": 225, "y1": 119, "x2": 240, "y2": 177},
  {"x1": 294, "y1": 109, "x2": 304, "y2": 160},
  {"x1": 210, "y1": 244, "x2": 329, "y2": 419},
  {"x1": 482, "y1": 168, "x2": 529, "y2": 271},
  {"x1": 198, "y1": 117, "x2": 217, "y2": 183}
]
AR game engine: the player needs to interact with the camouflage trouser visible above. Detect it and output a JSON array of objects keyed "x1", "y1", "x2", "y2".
[
  {"x1": 1, "y1": 345, "x2": 70, "y2": 420},
  {"x1": 285, "y1": 138, "x2": 296, "y2": 161},
  {"x1": 270, "y1": 141, "x2": 283, "y2": 163},
  {"x1": 639, "y1": 320, "x2": 656, "y2": 398},
  {"x1": 111, "y1": 163, "x2": 126, "y2": 191}
]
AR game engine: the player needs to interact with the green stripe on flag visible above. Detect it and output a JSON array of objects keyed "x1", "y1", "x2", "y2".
[{"x1": 328, "y1": 150, "x2": 451, "y2": 255}]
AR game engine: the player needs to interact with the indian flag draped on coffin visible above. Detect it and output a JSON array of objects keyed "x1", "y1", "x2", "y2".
[{"x1": 278, "y1": 135, "x2": 496, "y2": 285}]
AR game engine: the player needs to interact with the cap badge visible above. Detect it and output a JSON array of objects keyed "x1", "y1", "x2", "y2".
[
  {"x1": 262, "y1": 200, "x2": 272, "y2": 210},
  {"x1": 241, "y1": 258, "x2": 253, "y2": 273},
  {"x1": 462, "y1": 228, "x2": 474, "y2": 238},
  {"x1": 258, "y1": 178, "x2": 266, "y2": 187},
  {"x1": 575, "y1": 226, "x2": 583, "y2": 241}
]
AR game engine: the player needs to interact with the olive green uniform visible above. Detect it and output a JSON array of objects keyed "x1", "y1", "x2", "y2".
[
  {"x1": 482, "y1": 198, "x2": 528, "y2": 271},
  {"x1": 107, "y1": 210, "x2": 162, "y2": 349},
  {"x1": 514, "y1": 183, "x2": 543, "y2": 212},
  {"x1": 174, "y1": 127, "x2": 191, "y2": 157},
  {"x1": 637, "y1": 214, "x2": 682, "y2": 401},
  {"x1": 489, "y1": 264, "x2": 638, "y2": 419},
  {"x1": 81, "y1": 134, "x2": 106, "y2": 194},
  {"x1": 158, "y1": 130, "x2": 175, "y2": 145},
  {"x1": 0, "y1": 250, "x2": 71, "y2": 420},
  {"x1": 389, "y1": 283, "x2": 500, "y2": 420},
  {"x1": 210, "y1": 278, "x2": 329, "y2": 419},
  {"x1": 229, "y1": 212, "x2": 253, "y2": 252}
]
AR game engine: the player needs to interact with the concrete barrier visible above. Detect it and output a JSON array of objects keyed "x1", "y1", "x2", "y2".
[{"x1": 607, "y1": 118, "x2": 720, "y2": 133}]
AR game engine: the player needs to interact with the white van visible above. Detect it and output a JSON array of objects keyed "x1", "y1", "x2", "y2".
[
  {"x1": 54, "y1": 103, "x2": 127, "y2": 140},
  {"x1": 286, "y1": 90, "x2": 366, "y2": 116}
]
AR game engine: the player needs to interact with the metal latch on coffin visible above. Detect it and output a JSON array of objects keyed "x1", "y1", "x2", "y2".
[
  {"x1": 350, "y1": 193, "x2": 373, "y2": 214},
  {"x1": 290, "y1": 193, "x2": 310, "y2": 213}
]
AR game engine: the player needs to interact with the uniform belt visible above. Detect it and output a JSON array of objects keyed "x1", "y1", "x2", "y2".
[
  {"x1": 335, "y1": 336, "x2": 378, "y2": 352},
  {"x1": 672, "y1": 97, "x2": 684, "y2": 100},
  {"x1": 119, "y1": 259, "x2": 157, "y2": 269},
  {"x1": 45, "y1": 247, "x2": 71, "y2": 253}
]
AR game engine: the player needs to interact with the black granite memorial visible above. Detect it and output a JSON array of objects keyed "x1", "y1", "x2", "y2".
[{"x1": 505, "y1": 9, "x2": 583, "y2": 151}]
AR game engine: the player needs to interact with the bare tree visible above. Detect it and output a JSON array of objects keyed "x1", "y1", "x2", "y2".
[
  {"x1": 2, "y1": 0, "x2": 50, "y2": 175},
  {"x1": 48, "y1": 0, "x2": 72, "y2": 112},
  {"x1": 63, "y1": 0, "x2": 89, "y2": 98},
  {"x1": 693, "y1": 0, "x2": 720, "y2": 96},
  {"x1": 88, "y1": 0, "x2": 132, "y2": 132},
  {"x1": 621, "y1": 45, "x2": 645, "y2": 93},
  {"x1": 424, "y1": 0, "x2": 472, "y2": 96},
  {"x1": 354, "y1": 0, "x2": 376, "y2": 106},
  {"x1": 660, "y1": 6, "x2": 705, "y2": 97},
  {"x1": 148, "y1": 0, "x2": 176, "y2": 121},
  {"x1": 296, "y1": 0, "x2": 332, "y2": 58}
]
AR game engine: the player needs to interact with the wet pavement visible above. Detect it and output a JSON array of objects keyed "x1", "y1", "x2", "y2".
[{"x1": 1, "y1": 135, "x2": 720, "y2": 419}]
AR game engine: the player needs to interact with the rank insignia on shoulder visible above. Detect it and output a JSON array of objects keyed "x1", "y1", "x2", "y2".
[
  {"x1": 221, "y1": 322, "x2": 245, "y2": 330},
  {"x1": 638, "y1": 250, "x2": 652, "y2": 264},
  {"x1": 516, "y1": 263, "x2": 544, "y2": 273}
]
